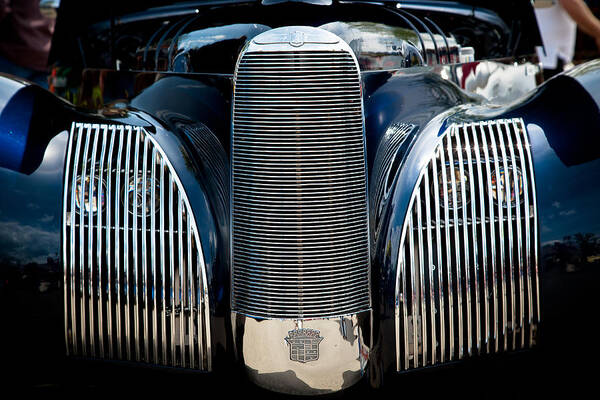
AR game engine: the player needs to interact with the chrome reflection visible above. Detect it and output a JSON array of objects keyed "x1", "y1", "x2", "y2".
[
  {"x1": 232, "y1": 311, "x2": 370, "y2": 395},
  {"x1": 74, "y1": 175, "x2": 106, "y2": 214},
  {"x1": 123, "y1": 171, "x2": 160, "y2": 216},
  {"x1": 433, "y1": 161, "x2": 470, "y2": 210},
  {"x1": 491, "y1": 166, "x2": 525, "y2": 208}
]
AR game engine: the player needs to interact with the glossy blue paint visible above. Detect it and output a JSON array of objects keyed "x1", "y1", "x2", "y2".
[
  {"x1": 502, "y1": 73, "x2": 600, "y2": 365},
  {"x1": 0, "y1": 75, "x2": 34, "y2": 172}
]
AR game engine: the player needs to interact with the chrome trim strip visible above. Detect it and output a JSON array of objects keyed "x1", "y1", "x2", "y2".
[
  {"x1": 151, "y1": 148, "x2": 158, "y2": 363},
  {"x1": 480, "y1": 124, "x2": 497, "y2": 352},
  {"x1": 115, "y1": 125, "x2": 124, "y2": 359},
  {"x1": 472, "y1": 124, "x2": 489, "y2": 352},
  {"x1": 496, "y1": 122, "x2": 514, "y2": 350},
  {"x1": 447, "y1": 129, "x2": 463, "y2": 359},
  {"x1": 439, "y1": 138, "x2": 454, "y2": 360},
  {"x1": 424, "y1": 167, "x2": 436, "y2": 364},
  {"x1": 504, "y1": 121, "x2": 525, "y2": 348},
  {"x1": 455, "y1": 125, "x2": 472, "y2": 357},
  {"x1": 513, "y1": 120, "x2": 534, "y2": 346},
  {"x1": 488, "y1": 123, "x2": 507, "y2": 351},
  {"x1": 123, "y1": 125, "x2": 132, "y2": 360},
  {"x1": 416, "y1": 191, "x2": 427, "y2": 366},
  {"x1": 178, "y1": 196, "x2": 184, "y2": 366},
  {"x1": 87, "y1": 125, "x2": 99, "y2": 357},
  {"x1": 159, "y1": 157, "x2": 167, "y2": 364},
  {"x1": 63, "y1": 122, "x2": 76, "y2": 355},
  {"x1": 106, "y1": 125, "x2": 117, "y2": 359},
  {"x1": 70, "y1": 123, "x2": 84, "y2": 355},
  {"x1": 521, "y1": 120, "x2": 541, "y2": 324},
  {"x1": 132, "y1": 127, "x2": 141, "y2": 361},
  {"x1": 79, "y1": 123, "x2": 91, "y2": 355},
  {"x1": 399, "y1": 227, "x2": 408, "y2": 369},
  {"x1": 432, "y1": 151, "x2": 445, "y2": 363},
  {"x1": 97, "y1": 124, "x2": 108, "y2": 358},
  {"x1": 141, "y1": 134, "x2": 149, "y2": 361},
  {"x1": 168, "y1": 174, "x2": 175, "y2": 365},
  {"x1": 409, "y1": 212, "x2": 418, "y2": 368},
  {"x1": 464, "y1": 125, "x2": 480, "y2": 354},
  {"x1": 187, "y1": 216, "x2": 194, "y2": 368}
]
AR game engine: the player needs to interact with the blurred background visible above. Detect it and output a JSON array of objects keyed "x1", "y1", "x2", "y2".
[{"x1": 3, "y1": 1, "x2": 600, "y2": 91}]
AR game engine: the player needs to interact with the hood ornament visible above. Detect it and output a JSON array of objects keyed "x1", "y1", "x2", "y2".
[{"x1": 285, "y1": 328, "x2": 324, "y2": 363}]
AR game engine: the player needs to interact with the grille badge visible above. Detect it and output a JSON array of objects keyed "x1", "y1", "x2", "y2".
[
  {"x1": 289, "y1": 31, "x2": 305, "y2": 47},
  {"x1": 285, "y1": 328, "x2": 324, "y2": 363}
]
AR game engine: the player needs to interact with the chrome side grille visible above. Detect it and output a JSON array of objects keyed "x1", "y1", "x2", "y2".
[
  {"x1": 395, "y1": 119, "x2": 539, "y2": 371},
  {"x1": 370, "y1": 123, "x2": 415, "y2": 237},
  {"x1": 62, "y1": 122, "x2": 211, "y2": 370},
  {"x1": 231, "y1": 49, "x2": 371, "y2": 319},
  {"x1": 180, "y1": 122, "x2": 229, "y2": 216}
]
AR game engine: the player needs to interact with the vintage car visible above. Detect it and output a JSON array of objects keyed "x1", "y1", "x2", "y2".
[{"x1": 1, "y1": 0, "x2": 599, "y2": 395}]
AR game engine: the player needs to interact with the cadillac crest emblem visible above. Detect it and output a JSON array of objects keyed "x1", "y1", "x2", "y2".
[
  {"x1": 289, "y1": 30, "x2": 305, "y2": 47},
  {"x1": 285, "y1": 328, "x2": 324, "y2": 363}
]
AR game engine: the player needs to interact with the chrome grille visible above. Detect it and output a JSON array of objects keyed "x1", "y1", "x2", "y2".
[
  {"x1": 62, "y1": 122, "x2": 211, "y2": 370},
  {"x1": 370, "y1": 123, "x2": 415, "y2": 237},
  {"x1": 231, "y1": 47, "x2": 371, "y2": 319},
  {"x1": 180, "y1": 122, "x2": 229, "y2": 216},
  {"x1": 395, "y1": 119, "x2": 539, "y2": 370}
]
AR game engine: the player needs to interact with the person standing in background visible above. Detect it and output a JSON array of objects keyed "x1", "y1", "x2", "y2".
[
  {"x1": 0, "y1": 0, "x2": 58, "y2": 88},
  {"x1": 535, "y1": 0, "x2": 600, "y2": 79}
]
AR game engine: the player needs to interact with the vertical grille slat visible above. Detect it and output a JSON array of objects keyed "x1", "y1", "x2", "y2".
[
  {"x1": 62, "y1": 123, "x2": 76, "y2": 356},
  {"x1": 424, "y1": 171, "x2": 436, "y2": 365},
  {"x1": 97, "y1": 124, "x2": 108, "y2": 359},
  {"x1": 178, "y1": 197, "x2": 185, "y2": 366},
  {"x1": 488, "y1": 124, "x2": 507, "y2": 352},
  {"x1": 141, "y1": 135, "x2": 149, "y2": 361},
  {"x1": 159, "y1": 156, "x2": 167, "y2": 364},
  {"x1": 504, "y1": 121, "x2": 525, "y2": 348},
  {"x1": 480, "y1": 123, "x2": 499, "y2": 352},
  {"x1": 463, "y1": 127, "x2": 480, "y2": 354},
  {"x1": 150, "y1": 147, "x2": 158, "y2": 363},
  {"x1": 168, "y1": 174, "x2": 175, "y2": 365},
  {"x1": 132, "y1": 127, "x2": 140, "y2": 361},
  {"x1": 396, "y1": 119, "x2": 540, "y2": 371},
  {"x1": 106, "y1": 125, "x2": 117, "y2": 359},
  {"x1": 88, "y1": 125, "x2": 99, "y2": 358},
  {"x1": 471, "y1": 125, "x2": 489, "y2": 352},
  {"x1": 79, "y1": 124, "x2": 90, "y2": 355},
  {"x1": 63, "y1": 122, "x2": 211, "y2": 370},
  {"x1": 231, "y1": 48, "x2": 371, "y2": 320},
  {"x1": 496, "y1": 122, "x2": 515, "y2": 350},
  {"x1": 416, "y1": 191, "x2": 427, "y2": 366},
  {"x1": 513, "y1": 120, "x2": 535, "y2": 347},
  {"x1": 123, "y1": 126, "x2": 132, "y2": 361},
  {"x1": 456, "y1": 127, "x2": 472, "y2": 357},
  {"x1": 114, "y1": 125, "x2": 124, "y2": 359},
  {"x1": 431, "y1": 151, "x2": 446, "y2": 363},
  {"x1": 446, "y1": 131, "x2": 463, "y2": 360}
]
